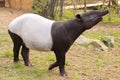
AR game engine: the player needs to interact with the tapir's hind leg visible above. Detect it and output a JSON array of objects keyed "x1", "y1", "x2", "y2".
[
  {"x1": 8, "y1": 30, "x2": 31, "y2": 66},
  {"x1": 21, "y1": 45, "x2": 31, "y2": 66},
  {"x1": 8, "y1": 30, "x2": 22, "y2": 62}
]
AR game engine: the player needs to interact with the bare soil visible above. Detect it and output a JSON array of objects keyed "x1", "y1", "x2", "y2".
[{"x1": 0, "y1": 7, "x2": 26, "y2": 27}]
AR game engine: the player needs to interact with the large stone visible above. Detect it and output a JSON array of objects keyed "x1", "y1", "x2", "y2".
[
  {"x1": 75, "y1": 35, "x2": 111, "y2": 51},
  {"x1": 75, "y1": 35, "x2": 91, "y2": 44}
]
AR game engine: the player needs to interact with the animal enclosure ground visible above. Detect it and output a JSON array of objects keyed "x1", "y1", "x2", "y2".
[{"x1": 0, "y1": 7, "x2": 120, "y2": 80}]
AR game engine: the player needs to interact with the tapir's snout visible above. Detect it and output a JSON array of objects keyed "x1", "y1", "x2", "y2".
[
  {"x1": 101, "y1": 10, "x2": 109, "y2": 16},
  {"x1": 82, "y1": 10, "x2": 109, "y2": 29}
]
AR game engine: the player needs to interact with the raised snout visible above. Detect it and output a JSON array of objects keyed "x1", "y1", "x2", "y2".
[{"x1": 100, "y1": 10, "x2": 109, "y2": 16}]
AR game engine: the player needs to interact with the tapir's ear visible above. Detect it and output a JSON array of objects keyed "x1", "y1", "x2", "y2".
[{"x1": 76, "y1": 14, "x2": 81, "y2": 21}]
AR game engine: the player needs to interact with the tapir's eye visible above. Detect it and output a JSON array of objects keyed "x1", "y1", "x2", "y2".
[{"x1": 76, "y1": 14, "x2": 81, "y2": 19}]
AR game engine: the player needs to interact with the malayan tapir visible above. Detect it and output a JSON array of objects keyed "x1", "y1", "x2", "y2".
[{"x1": 8, "y1": 10, "x2": 109, "y2": 76}]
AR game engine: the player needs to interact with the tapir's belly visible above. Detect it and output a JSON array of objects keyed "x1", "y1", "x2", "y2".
[{"x1": 8, "y1": 14, "x2": 55, "y2": 51}]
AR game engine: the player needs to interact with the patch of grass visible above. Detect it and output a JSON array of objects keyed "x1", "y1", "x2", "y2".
[
  {"x1": 45, "y1": 55, "x2": 55, "y2": 62},
  {"x1": 95, "y1": 59, "x2": 106, "y2": 67},
  {"x1": 4, "y1": 49, "x2": 13, "y2": 58},
  {"x1": 102, "y1": 8, "x2": 120, "y2": 23},
  {"x1": 11, "y1": 63, "x2": 24, "y2": 68},
  {"x1": 103, "y1": 14, "x2": 120, "y2": 23},
  {"x1": 110, "y1": 30, "x2": 120, "y2": 38},
  {"x1": 0, "y1": 37, "x2": 9, "y2": 42},
  {"x1": 83, "y1": 29, "x2": 105, "y2": 39},
  {"x1": 31, "y1": 68, "x2": 47, "y2": 77},
  {"x1": 72, "y1": 74, "x2": 79, "y2": 80},
  {"x1": 65, "y1": 60, "x2": 70, "y2": 66},
  {"x1": 1, "y1": 64, "x2": 47, "y2": 80},
  {"x1": 94, "y1": 53, "x2": 107, "y2": 67},
  {"x1": 83, "y1": 26, "x2": 120, "y2": 42},
  {"x1": 0, "y1": 37, "x2": 10, "y2": 47}
]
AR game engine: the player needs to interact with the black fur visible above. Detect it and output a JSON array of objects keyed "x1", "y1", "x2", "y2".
[
  {"x1": 50, "y1": 10, "x2": 109, "y2": 76},
  {"x1": 50, "y1": 20, "x2": 86, "y2": 76},
  {"x1": 8, "y1": 30, "x2": 30, "y2": 66}
]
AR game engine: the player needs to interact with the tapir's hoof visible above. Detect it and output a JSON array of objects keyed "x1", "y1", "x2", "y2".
[
  {"x1": 25, "y1": 63, "x2": 33, "y2": 67},
  {"x1": 48, "y1": 62, "x2": 58, "y2": 70},
  {"x1": 14, "y1": 60, "x2": 20, "y2": 63},
  {"x1": 60, "y1": 72, "x2": 67, "y2": 76},
  {"x1": 48, "y1": 65, "x2": 53, "y2": 70},
  {"x1": 28, "y1": 64, "x2": 34, "y2": 67},
  {"x1": 48, "y1": 66, "x2": 58, "y2": 70}
]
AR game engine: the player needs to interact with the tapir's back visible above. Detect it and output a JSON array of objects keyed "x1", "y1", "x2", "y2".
[{"x1": 8, "y1": 13, "x2": 55, "y2": 50}]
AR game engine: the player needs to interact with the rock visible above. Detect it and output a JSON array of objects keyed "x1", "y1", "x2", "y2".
[
  {"x1": 75, "y1": 35, "x2": 110, "y2": 51},
  {"x1": 75, "y1": 35, "x2": 91, "y2": 44},
  {"x1": 90, "y1": 39, "x2": 108, "y2": 51}
]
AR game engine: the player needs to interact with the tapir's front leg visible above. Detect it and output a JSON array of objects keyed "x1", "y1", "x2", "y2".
[
  {"x1": 49, "y1": 50, "x2": 67, "y2": 76},
  {"x1": 55, "y1": 51, "x2": 67, "y2": 76}
]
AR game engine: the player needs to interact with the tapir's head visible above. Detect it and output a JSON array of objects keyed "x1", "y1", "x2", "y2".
[{"x1": 76, "y1": 10, "x2": 109, "y2": 29}]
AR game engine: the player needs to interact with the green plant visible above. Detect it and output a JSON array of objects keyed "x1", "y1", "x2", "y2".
[
  {"x1": 5, "y1": 50, "x2": 13, "y2": 58},
  {"x1": 32, "y1": 0, "x2": 47, "y2": 15},
  {"x1": 100, "y1": 36, "x2": 114, "y2": 48}
]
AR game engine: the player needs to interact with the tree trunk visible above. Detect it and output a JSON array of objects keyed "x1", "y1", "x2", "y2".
[
  {"x1": 33, "y1": 0, "x2": 64, "y2": 19},
  {"x1": 84, "y1": 0, "x2": 87, "y2": 12},
  {"x1": 7, "y1": 0, "x2": 11, "y2": 8},
  {"x1": 7, "y1": 0, "x2": 13, "y2": 13},
  {"x1": 108, "y1": 0, "x2": 112, "y2": 8},
  {"x1": 111, "y1": 0, "x2": 119, "y2": 6},
  {"x1": 46, "y1": 0, "x2": 58, "y2": 19},
  {"x1": 44, "y1": 0, "x2": 65, "y2": 19},
  {"x1": 20, "y1": 0, "x2": 22, "y2": 10},
  {"x1": 108, "y1": 0, "x2": 111, "y2": 22},
  {"x1": 59, "y1": 0, "x2": 64, "y2": 18}
]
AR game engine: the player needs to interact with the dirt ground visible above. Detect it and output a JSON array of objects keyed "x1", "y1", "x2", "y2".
[
  {"x1": 0, "y1": 7, "x2": 120, "y2": 80},
  {"x1": 0, "y1": 7, "x2": 27, "y2": 27}
]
